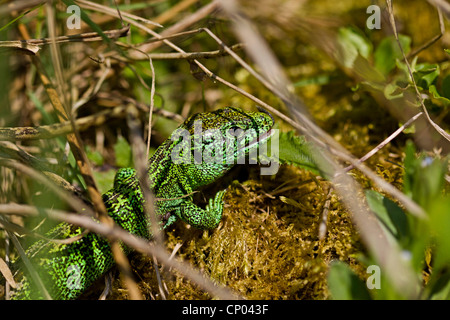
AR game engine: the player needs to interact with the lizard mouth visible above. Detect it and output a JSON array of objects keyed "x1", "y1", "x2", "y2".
[
  {"x1": 221, "y1": 128, "x2": 274, "y2": 164},
  {"x1": 236, "y1": 128, "x2": 274, "y2": 154}
]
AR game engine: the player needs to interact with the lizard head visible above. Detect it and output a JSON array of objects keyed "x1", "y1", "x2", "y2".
[
  {"x1": 183, "y1": 106, "x2": 274, "y2": 158},
  {"x1": 184, "y1": 106, "x2": 273, "y2": 135},
  {"x1": 168, "y1": 106, "x2": 274, "y2": 181}
]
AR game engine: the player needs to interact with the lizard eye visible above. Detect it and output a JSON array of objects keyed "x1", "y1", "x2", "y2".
[
  {"x1": 229, "y1": 124, "x2": 244, "y2": 132},
  {"x1": 227, "y1": 126, "x2": 245, "y2": 141}
]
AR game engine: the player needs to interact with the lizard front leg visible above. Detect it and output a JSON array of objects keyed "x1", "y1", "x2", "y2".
[{"x1": 171, "y1": 189, "x2": 226, "y2": 230}]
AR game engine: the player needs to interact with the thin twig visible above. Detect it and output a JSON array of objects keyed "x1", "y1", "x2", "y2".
[
  {"x1": 111, "y1": 241, "x2": 143, "y2": 300},
  {"x1": 152, "y1": 256, "x2": 167, "y2": 300},
  {"x1": 0, "y1": 0, "x2": 46, "y2": 15},
  {"x1": 0, "y1": 26, "x2": 130, "y2": 56},
  {"x1": 72, "y1": 56, "x2": 112, "y2": 113},
  {"x1": 0, "y1": 217, "x2": 88, "y2": 245},
  {"x1": 147, "y1": 57, "x2": 156, "y2": 159},
  {"x1": 99, "y1": 271, "x2": 113, "y2": 300},
  {"x1": 0, "y1": 104, "x2": 181, "y2": 141},
  {"x1": 112, "y1": 43, "x2": 244, "y2": 61},
  {"x1": 318, "y1": 187, "x2": 333, "y2": 241},
  {"x1": 128, "y1": 0, "x2": 220, "y2": 59},
  {"x1": 74, "y1": 0, "x2": 162, "y2": 28},
  {"x1": 126, "y1": 106, "x2": 164, "y2": 245},
  {"x1": 342, "y1": 111, "x2": 424, "y2": 173}
]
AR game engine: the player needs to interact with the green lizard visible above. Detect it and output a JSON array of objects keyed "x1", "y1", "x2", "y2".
[{"x1": 9, "y1": 106, "x2": 274, "y2": 300}]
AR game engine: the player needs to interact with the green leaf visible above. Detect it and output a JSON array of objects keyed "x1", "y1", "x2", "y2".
[
  {"x1": 27, "y1": 90, "x2": 54, "y2": 125},
  {"x1": 403, "y1": 140, "x2": 448, "y2": 209},
  {"x1": 277, "y1": 131, "x2": 320, "y2": 175},
  {"x1": 365, "y1": 190, "x2": 408, "y2": 242},
  {"x1": 374, "y1": 35, "x2": 411, "y2": 75},
  {"x1": 114, "y1": 136, "x2": 132, "y2": 168},
  {"x1": 429, "y1": 197, "x2": 450, "y2": 273},
  {"x1": 422, "y1": 195, "x2": 450, "y2": 299},
  {"x1": 93, "y1": 169, "x2": 117, "y2": 194},
  {"x1": 293, "y1": 74, "x2": 333, "y2": 87},
  {"x1": 0, "y1": 2, "x2": 44, "y2": 32},
  {"x1": 402, "y1": 140, "x2": 416, "y2": 197},
  {"x1": 414, "y1": 63, "x2": 440, "y2": 89},
  {"x1": 336, "y1": 27, "x2": 373, "y2": 68},
  {"x1": 86, "y1": 146, "x2": 104, "y2": 166},
  {"x1": 429, "y1": 85, "x2": 450, "y2": 107},
  {"x1": 279, "y1": 196, "x2": 308, "y2": 211},
  {"x1": 383, "y1": 82, "x2": 405, "y2": 100},
  {"x1": 327, "y1": 261, "x2": 371, "y2": 300},
  {"x1": 353, "y1": 54, "x2": 385, "y2": 83}
]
